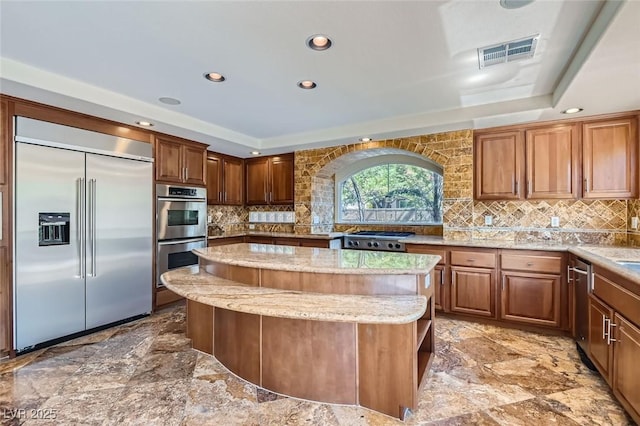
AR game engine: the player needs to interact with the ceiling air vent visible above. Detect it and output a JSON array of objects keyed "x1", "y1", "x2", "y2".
[{"x1": 478, "y1": 34, "x2": 539, "y2": 69}]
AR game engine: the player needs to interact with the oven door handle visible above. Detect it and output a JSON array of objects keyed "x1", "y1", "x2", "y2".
[
  {"x1": 158, "y1": 237, "x2": 207, "y2": 246},
  {"x1": 157, "y1": 197, "x2": 206, "y2": 203}
]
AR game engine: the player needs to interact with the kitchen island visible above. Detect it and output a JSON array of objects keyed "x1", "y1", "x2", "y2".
[{"x1": 161, "y1": 243, "x2": 439, "y2": 420}]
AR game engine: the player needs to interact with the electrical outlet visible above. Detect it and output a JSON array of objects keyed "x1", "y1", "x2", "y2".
[
  {"x1": 551, "y1": 216, "x2": 560, "y2": 227},
  {"x1": 632, "y1": 217, "x2": 639, "y2": 230},
  {"x1": 249, "y1": 224, "x2": 255, "y2": 230},
  {"x1": 484, "y1": 215, "x2": 493, "y2": 226}
]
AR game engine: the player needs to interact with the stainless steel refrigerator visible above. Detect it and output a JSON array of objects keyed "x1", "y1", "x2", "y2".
[{"x1": 14, "y1": 117, "x2": 153, "y2": 352}]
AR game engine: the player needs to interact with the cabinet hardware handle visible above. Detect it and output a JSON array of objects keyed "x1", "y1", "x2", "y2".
[
  {"x1": 584, "y1": 178, "x2": 589, "y2": 193},
  {"x1": 514, "y1": 180, "x2": 519, "y2": 194},
  {"x1": 603, "y1": 315, "x2": 609, "y2": 340},
  {"x1": 269, "y1": 191, "x2": 273, "y2": 202},
  {"x1": 527, "y1": 180, "x2": 531, "y2": 195},
  {"x1": 502, "y1": 276, "x2": 505, "y2": 290},
  {"x1": 526, "y1": 262, "x2": 534, "y2": 267},
  {"x1": 440, "y1": 269, "x2": 444, "y2": 285},
  {"x1": 264, "y1": 192, "x2": 267, "y2": 202},
  {"x1": 466, "y1": 258, "x2": 475, "y2": 262},
  {"x1": 219, "y1": 191, "x2": 222, "y2": 201},
  {"x1": 607, "y1": 321, "x2": 617, "y2": 345},
  {"x1": 224, "y1": 192, "x2": 227, "y2": 202},
  {"x1": 567, "y1": 265, "x2": 573, "y2": 283},
  {"x1": 185, "y1": 167, "x2": 189, "y2": 181}
]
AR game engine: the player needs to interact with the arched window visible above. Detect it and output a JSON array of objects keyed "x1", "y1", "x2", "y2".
[{"x1": 336, "y1": 155, "x2": 443, "y2": 225}]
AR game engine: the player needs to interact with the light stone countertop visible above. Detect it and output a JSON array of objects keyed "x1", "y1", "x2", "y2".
[
  {"x1": 207, "y1": 231, "x2": 344, "y2": 240},
  {"x1": 195, "y1": 243, "x2": 440, "y2": 275},
  {"x1": 570, "y1": 246, "x2": 640, "y2": 288},
  {"x1": 160, "y1": 266, "x2": 427, "y2": 324}
]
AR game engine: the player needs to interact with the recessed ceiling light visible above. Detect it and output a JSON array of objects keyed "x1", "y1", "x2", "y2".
[
  {"x1": 359, "y1": 137, "x2": 372, "y2": 142},
  {"x1": 136, "y1": 121, "x2": 153, "y2": 127},
  {"x1": 159, "y1": 97, "x2": 181, "y2": 105},
  {"x1": 250, "y1": 151, "x2": 261, "y2": 155},
  {"x1": 307, "y1": 34, "x2": 332, "y2": 51},
  {"x1": 562, "y1": 107, "x2": 584, "y2": 114},
  {"x1": 204, "y1": 72, "x2": 226, "y2": 82},
  {"x1": 297, "y1": 80, "x2": 317, "y2": 89}
]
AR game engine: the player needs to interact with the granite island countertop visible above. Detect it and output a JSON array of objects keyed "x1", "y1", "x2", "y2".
[
  {"x1": 195, "y1": 243, "x2": 440, "y2": 275},
  {"x1": 160, "y1": 266, "x2": 427, "y2": 324},
  {"x1": 208, "y1": 231, "x2": 344, "y2": 240}
]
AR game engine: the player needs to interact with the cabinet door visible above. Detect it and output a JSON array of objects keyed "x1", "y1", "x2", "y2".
[
  {"x1": 155, "y1": 137, "x2": 183, "y2": 183},
  {"x1": 245, "y1": 158, "x2": 269, "y2": 205},
  {"x1": 588, "y1": 294, "x2": 614, "y2": 384},
  {"x1": 526, "y1": 124, "x2": 578, "y2": 199},
  {"x1": 583, "y1": 118, "x2": 638, "y2": 199},
  {"x1": 474, "y1": 131, "x2": 524, "y2": 200},
  {"x1": 269, "y1": 154, "x2": 294, "y2": 204},
  {"x1": 223, "y1": 157, "x2": 244, "y2": 205},
  {"x1": 183, "y1": 144, "x2": 207, "y2": 186},
  {"x1": 613, "y1": 314, "x2": 640, "y2": 424},
  {"x1": 206, "y1": 155, "x2": 223, "y2": 204},
  {"x1": 501, "y1": 271, "x2": 561, "y2": 327},
  {"x1": 0, "y1": 98, "x2": 8, "y2": 186},
  {"x1": 450, "y1": 266, "x2": 495, "y2": 317}
]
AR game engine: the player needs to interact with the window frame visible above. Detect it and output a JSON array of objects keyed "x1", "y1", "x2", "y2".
[{"x1": 334, "y1": 154, "x2": 444, "y2": 225}]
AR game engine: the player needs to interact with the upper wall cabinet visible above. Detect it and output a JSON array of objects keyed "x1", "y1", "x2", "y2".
[
  {"x1": 155, "y1": 135, "x2": 207, "y2": 187},
  {"x1": 474, "y1": 131, "x2": 524, "y2": 200},
  {"x1": 526, "y1": 124, "x2": 579, "y2": 199},
  {"x1": 207, "y1": 153, "x2": 243, "y2": 205},
  {"x1": 245, "y1": 153, "x2": 294, "y2": 205},
  {"x1": 474, "y1": 113, "x2": 639, "y2": 201},
  {"x1": 582, "y1": 117, "x2": 638, "y2": 199}
]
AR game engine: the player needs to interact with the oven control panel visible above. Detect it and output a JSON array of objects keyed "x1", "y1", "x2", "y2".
[{"x1": 343, "y1": 237, "x2": 406, "y2": 252}]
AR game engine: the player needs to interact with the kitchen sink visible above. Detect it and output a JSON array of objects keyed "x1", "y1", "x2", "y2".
[{"x1": 615, "y1": 260, "x2": 640, "y2": 273}]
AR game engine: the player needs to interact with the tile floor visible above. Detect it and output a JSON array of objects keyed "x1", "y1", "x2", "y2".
[{"x1": 0, "y1": 304, "x2": 634, "y2": 425}]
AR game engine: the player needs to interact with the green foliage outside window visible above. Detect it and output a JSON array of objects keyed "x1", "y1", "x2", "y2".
[{"x1": 339, "y1": 164, "x2": 443, "y2": 224}]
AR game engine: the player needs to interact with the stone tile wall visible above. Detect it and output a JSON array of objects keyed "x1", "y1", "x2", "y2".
[
  {"x1": 627, "y1": 199, "x2": 640, "y2": 246},
  {"x1": 207, "y1": 205, "x2": 294, "y2": 235},
  {"x1": 294, "y1": 130, "x2": 635, "y2": 245}
]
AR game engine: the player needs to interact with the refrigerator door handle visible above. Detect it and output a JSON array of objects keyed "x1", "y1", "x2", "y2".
[
  {"x1": 77, "y1": 178, "x2": 85, "y2": 278},
  {"x1": 92, "y1": 179, "x2": 97, "y2": 277},
  {"x1": 88, "y1": 178, "x2": 97, "y2": 277}
]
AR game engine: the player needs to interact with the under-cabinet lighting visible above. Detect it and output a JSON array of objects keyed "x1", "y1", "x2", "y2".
[
  {"x1": 562, "y1": 107, "x2": 583, "y2": 114},
  {"x1": 136, "y1": 121, "x2": 153, "y2": 127}
]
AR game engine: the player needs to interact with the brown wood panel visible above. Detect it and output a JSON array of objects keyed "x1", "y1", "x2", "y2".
[
  {"x1": 10, "y1": 95, "x2": 152, "y2": 143},
  {"x1": 613, "y1": 314, "x2": 640, "y2": 425},
  {"x1": 214, "y1": 309, "x2": 261, "y2": 384},
  {"x1": 525, "y1": 124, "x2": 579, "y2": 199},
  {"x1": 223, "y1": 157, "x2": 244, "y2": 205},
  {"x1": 0, "y1": 247, "x2": 9, "y2": 355},
  {"x1": 432, "y1": 265, "x2": 446, "y2": 311},
  {"x1": 298, "y1": 239, "x2": 332, "y2": 248},
  {"x1": 501, "y1": 252, "x2": 562, "y2": 274},
  {"x1": 260, "y1": 270, "x2": 418, "y2": 295},
  {"x1": 501, "y1": 271, "x2": 561, "y2": 327},
  {"x1": 450, "y1": 266, "x2": 496, "y2": 317},
  {"x1": 262, "y1": 317, "x2": 356, "y2": 404},
  {"x1": 583, "y1": 117, "x2": 638, "y2": 199},
  {"x1": 269, "y1": 154, "x2": 294, "y2": 204},
  {"x1": 358, "y1": 322, "x2": 417, "y2": 418},
  {"x1": 155, "y1": 136, "x2": 183, "y2": 183},
  {"x1": 183, "y1": 144, "x2": 207, "y2": 186},
  {"x1": 450, "y1": 249, "x2": 496, "y2": 268},
  {"x1": 186, "y1": 300, "x2": 214, "y2": 354},
  {"x1": 273, "y1": 238, "x2": 301, "y2": 246},
  {"x1": 588, "y1": 294, "x2": 614, "y2": 385},
  {"x1": 474, "y1": 130, "x2": 524, "y2": 200},
  {"x1": 200, "y1": 260, "x2": 260, "y2": 285},
  {"x1": 206, "y1": 154, "x2": 222, "y2": 204},
  {"x1": 0, "y1": 98, "x2": 8, "y2": 186},
  {"x1": 593, "y1": 271, "x2": 640, "y2": 327},
  {"x1": 244, "y1": 236, "x2": 274, "y2": 245},
  {"x1": 245, "y1": 157, "x2": 269, "y2": 204},
  {"x1": 155, "y1": 288, "x2": 184, "y2": 306}
]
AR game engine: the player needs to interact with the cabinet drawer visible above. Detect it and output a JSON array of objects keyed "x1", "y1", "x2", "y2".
[
  {"x1": 450, "y1": 250, "x2": 496, "y2": 268},
  {"x1": 594, "y1": 272, "x2": 640, "y2": 327},
  {"x1": 501, "y1": 254, "x2": 561, "y2": 274}
]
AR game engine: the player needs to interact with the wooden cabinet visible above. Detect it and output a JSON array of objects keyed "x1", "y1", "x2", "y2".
[
  {"x1": 450, "y1": 249, "x2": 497, "y2": 317},
  {"x1": 0, "y1": 247, "x2": 9, "y2": 355},
  {"x1": 406, "y1": 245, "x2": 447, "y2": 311},
  {"x1": 155, "y1": 135, "x2": 207, "y2": 186},
  {"x1": 0, "y1": 98, "x2": 8, "y2": 186},
  {"x1": 613, "y1": 314, "x2": 640, "y2": 423},
  {"x1": 0, "y1": 98, "x2": 11, "y2": 356},
  {"x1": 474, "y1": 131, "x2": 524, "y2": 200},
  {"x1": 499, "y1": 251, "x2": 564, "y2": 328},
  {"x1": 525, "y1": 124, "x2": 579, "y2": 199},
  {"x1": 207, "y1": 236, "x2": 245, "y2": 247},
  {"x1": 583, "y1": 117, "x2": 638, "y2": 199},
  {"x1": 245, "y1": 235, "x2": 340, "y2": 248},
  {"x1": 207, "y1": 153, "x2": 243, "y2": 205},
  {"x1": 589, "y1": 294, "x2": 614, "y2": 384},
  {"x1": 245, "y1": 153, "x2": 294, "y2": 205}
]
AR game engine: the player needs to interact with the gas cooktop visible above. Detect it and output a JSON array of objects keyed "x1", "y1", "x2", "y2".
[{"x1": 343, "y1": 231, "x2": 415, "y2": 252}]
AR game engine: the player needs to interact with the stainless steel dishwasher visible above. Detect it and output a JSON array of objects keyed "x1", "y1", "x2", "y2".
[{"x1": 570, "y1": 258, "x2": 596, "y2": 370}]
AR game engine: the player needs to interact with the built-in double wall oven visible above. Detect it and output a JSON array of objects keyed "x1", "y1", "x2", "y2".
[{"x1": 156, "y1": 184, "x2": 207, "y2": 287}]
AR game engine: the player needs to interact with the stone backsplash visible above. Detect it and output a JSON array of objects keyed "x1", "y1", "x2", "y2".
[{"x1": 207, "y1": 204, "x2": 295, "y2": 235}]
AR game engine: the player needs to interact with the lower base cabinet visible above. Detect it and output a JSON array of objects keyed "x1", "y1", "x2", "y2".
[
  {"x1": 450, "y1": 266, "x2": 495, "y2": 317},
  {"x1": 613, "y1": 314, "x2": 640, "y2": 422},
  {"x1": 501, "y1": 271, "x2": 561, "y2": 327},
  {"x1": 588, "y1": 294, "x2": 614, "y2": 384}
]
